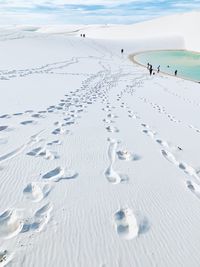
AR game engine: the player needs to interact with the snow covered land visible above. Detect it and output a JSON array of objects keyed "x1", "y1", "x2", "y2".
[{"x1": 0, "y1": 11, "x2": 200, "y2": 267}]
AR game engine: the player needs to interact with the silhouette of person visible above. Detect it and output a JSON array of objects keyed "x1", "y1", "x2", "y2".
[
  {"x1": 147, "y1": 63, "x2": 150, "y2": 69},
  {"x1": 175, "y1": 70, "x2": 177, "y2": 76},
  {"x1": 121, "y1": 49, "x2": 124, "y2": 54},
  {"x1": 157, "y1": 65, "x2": 160, "y2": 73},
  {"x1": 149, "y1": 65, "x2": 153, "y2": 75}
]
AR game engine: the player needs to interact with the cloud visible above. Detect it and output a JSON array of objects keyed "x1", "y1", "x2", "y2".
[{"x1": 0, "y1": 0, "x2": 199, "y2": 24}]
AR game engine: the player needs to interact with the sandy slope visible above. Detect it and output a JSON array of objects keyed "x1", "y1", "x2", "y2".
[
  {"x1": 0, "y1": 12, "x2": 200, "y2": 267},
  {"x1": 84, "y1": 12, "x2": 200, "y2": 51},
  {"x1": 20, "y1": 11, "x2": 200, "y2": 52}
]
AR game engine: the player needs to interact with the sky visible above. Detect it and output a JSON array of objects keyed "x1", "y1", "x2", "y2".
[{"x1": 0, "y1": 0, "x2": 200, "y2": 25}]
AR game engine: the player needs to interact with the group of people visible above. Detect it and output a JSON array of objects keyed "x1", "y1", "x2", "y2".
[
  {"x1": 119, "y1": 50, "x2": 178, "y2": 78},
  {"x1": 147, "y1": 63, "x2": 154, "y2": 75},
  {"x1": 147, "y1": 63, "x2": 178, "y2": 77},
  {"x1": 80, "y1": 34, "x2": 86, "y2": 38}
]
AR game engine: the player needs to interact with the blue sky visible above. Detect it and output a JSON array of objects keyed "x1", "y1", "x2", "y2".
[{"x1": 0, "y1": 0, "x2": 200, "y2": 24}]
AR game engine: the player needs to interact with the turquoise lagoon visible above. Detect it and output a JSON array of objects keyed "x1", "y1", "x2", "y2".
[{"x1": 134, "y1": 50, "x2": 200, "y2": 82}]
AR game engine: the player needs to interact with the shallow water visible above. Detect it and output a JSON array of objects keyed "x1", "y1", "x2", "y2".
[{"x1": 135, "y1": 50, "x2": 200, "y2": 82}]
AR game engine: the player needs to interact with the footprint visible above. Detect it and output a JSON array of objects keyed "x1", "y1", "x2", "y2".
[
  {"x1": 47, "y1": 140, "x2": 62, "y2": 146},
  {"x1": 161, "y1": 150, "x2": 178, "y2": 165},
  {"x1": 189, "y1": 125, "x2": 200, "y2": 133},
  {"x1": 106, "y1": 126, "x2": 119, "y2": 133},
  {"x1": 179, "y1": 162, "x2": 198, "y2": 178},
  {"x1": 22, "y1": 203, "x2": 53, "y2": 233},
  {"x1": 141, "y1": 123, "x2": 149, "y2": 128},
  {"x1": 13, "y1": 112, "x2": 23, "y2": 116},
  {"x1": 128, "y1": 113, "x2": 138, "y2": 119},
  {"x1": 0, "y1": 209, "x2": 23, "y2": 240},
  {"x1": 37, "y1": 149, "x2": 59, "y2": 160},
  {"x1": 103, "y1": 119, "x2": 115, "y2": 124},
  {"x1": 128, "y1": 111, "x2": 139, "y2": 119},
  {"x1": 105, "y1": 165, "x2": 123, "y2": 184},
  {"x1": 54, "y1": 121, "x2": 61, "y2": 126},
  {"x1": 0, "y1": 250, "x2": 13, "y2": 266},
  {"x1": 0, "y1": 115, "x2": 10, "y2": 119},
  {"x1": 64, "y1": 117, "x2": 72, "y2": 122},
  {"x1": 27, "y1": 147, "x2": 58, "y2": 160},
  {"x1": 58, "y1": 103, "x2": 65, "y2": 107},
  {"x1": 32, "y1": 203, "x2": 53, "y2": 232},
  {"x1": 47, "y1": 110, "x2": 54, "y2": 113},
  {"x1": 62, "y1": 121, "x2": 75, "y2": 126},
  {"x1": 187, "y1": 180, "x2": 200, "y2": 199},
  {"x1": 23, "y1": 182, "x2": 52, "y2": 202},
  {"x1": 52, "y1": 127, "x2": 69, "y2": 135},
  {"x1": 117, "y1": 150, "x2": 141, "y2": 161},
  {"x1": 25, "y1": 110, "x2": 34, "y2": 114},
  {"x1": 27, "y1": 147, "x2": 43, "y2": 156},
  {"x1": 156, "y1": 139, "x2": 170, "y2": 149},
  {"x1": 47, "y1": 106, "x2": 55, "y2": 110},
  {"x1": 142, "y1": 129, "x2": 156, "y2": 138},
  {"x1": 42, "y1": 167, "x2": 78, "y2": 182},
  {"x1": 20, "y1": 120, "x2": 35, "y2": 125},
  {"x1": 0, "y1": 126, "x2": 8, "y2": 132},
  {"x1": 114, "y1": 208, "x2": 139, "y2": 240},
  {"x1": 107, "y1": 113, "x2": 118, "y2": 119},
  {"x1": 31, "y1": 113, "x2": 45, "y2": 119}
]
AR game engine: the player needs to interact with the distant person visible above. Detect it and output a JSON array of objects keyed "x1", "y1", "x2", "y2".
[
  {"x1": 121, "y1": 49, "x2": 124, "y2": 54},
  {"x1": 147, "y1": 63, "x2": 150, "y2": 69},
  {"x1": 83, "y1": 34, "x2": 86, "y2": 38},
  {"x1": 80, "y1": 34, "x2": 82, "y2": 37},
  {"x1": 157, "y1": 65, "x2": 160, "y2": 73},
  {"x1": 149, "y1": 65, "x2": 153, "y2": 76},
  {"x1": 175, "y1": 70, "x2": 178, "y2": 76}
]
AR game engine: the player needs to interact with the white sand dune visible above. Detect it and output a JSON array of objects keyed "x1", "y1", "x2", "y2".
[{"x1": 0, "y1": 11, "x2": 200, "y2": 267}]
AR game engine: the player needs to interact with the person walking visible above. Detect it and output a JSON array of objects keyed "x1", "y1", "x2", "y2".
[
  {"x1": 175, "y1": 70, "x2": 177, "y2": 76},
  {"x1": 149, "y1": 65, "x2": 153, "y2": 76}
]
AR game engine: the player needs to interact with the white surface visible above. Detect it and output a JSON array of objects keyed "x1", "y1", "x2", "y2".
[{"x1": 0, "y1": 12, "x2": 200, "y2": 267}]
